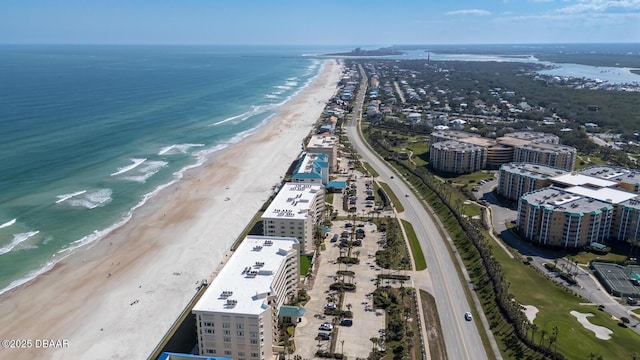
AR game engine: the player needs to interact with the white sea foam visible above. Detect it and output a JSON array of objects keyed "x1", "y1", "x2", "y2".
[
  {"x1": 110, "y1": 158, "x2": 147, "y2": 176},
  {"x1": 285, "y1": 81, "x2": 298, "y2": 87},
  {"x1": 158, "y1": 143, "x2": 204, "y2": 156},
  {"x1": 0, "y1": 260, "x2": 56, "y2": 296},
  {"x1": 67, "y1": 188, "x2": 112, "y2": 209},
  {"x1": 121, "y1": 160, "x2": 168, "y2": 183},
  {"x1": 55, "y1": 190, "x2": 87, "y2": 204},
  {"x1": 0, "y1": 218, "x2": 16, "y2": 229},
  {"x1": 275, "y1": 85, "x2": 292, "y2": 90},
  {"x1": 265, "y1": 94, "x2": 278, "y2": 99},
  {"x1": 0, "y1": 231, "x2": 40, "y2": 256}
]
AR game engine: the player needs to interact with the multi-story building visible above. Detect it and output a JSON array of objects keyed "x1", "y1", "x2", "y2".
[
  {"x1": 429, "y1": 140, "x2": 486, "y2": 174},
  {"x1": 192, "y1": 235, "x2": 300, "y2": 360},
  {"x1": 497, "y1": 163, "x2": 567, "y2": 201},
  {"x1": 517, "y1": 187, "x2": 615, "y2": 248},
  {"x1": 578, "y1": 166, "x2": 640, "y2": 193},
  {"x1": 261, "y1": 183, "x2": 325, "y2": 253},
  {"x1": 511, "y1": 142, "x2": 577, "y2": 171},
  {"x1": 305, "y1": 135, "x2": 338, "y2": 171},
  {"x1": 291, "y1": 152, "x2": 329, "y2": 185},
  {"x1": 428, "y1": 130, "x2": 577, "y2": 173}
]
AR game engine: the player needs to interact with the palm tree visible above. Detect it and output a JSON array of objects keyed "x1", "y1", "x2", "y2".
[{"x1": 539, "y1": 329, "x2": 547, "y2": 347}]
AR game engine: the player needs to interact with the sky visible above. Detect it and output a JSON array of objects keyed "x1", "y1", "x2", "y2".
[{"x1": 1, "y1": 0, "x2": 638, "y2": 45}]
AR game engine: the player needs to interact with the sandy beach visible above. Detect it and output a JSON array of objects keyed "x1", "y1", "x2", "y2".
[{"x1": 0, "y1": 58, "x2": 343, "y2": 359}]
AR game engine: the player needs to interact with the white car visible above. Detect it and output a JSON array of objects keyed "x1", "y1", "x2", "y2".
[
  {"x1": 464, "y1": 311, "x2": 473, "y2": 321},
  {"x1": 319, "y1": 322, "x2": 333, "y2": 331},
  {"x1": 325, "y1": 303, "x2": 337, "y2": 310}
]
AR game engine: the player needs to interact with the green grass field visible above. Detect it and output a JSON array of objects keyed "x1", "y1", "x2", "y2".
[
  {"x1": 401, "y1": 219, "x2": 427, "y2": 271},
  {"x1": 490, "y1": 237, "x2": 640, "y2": 359}
]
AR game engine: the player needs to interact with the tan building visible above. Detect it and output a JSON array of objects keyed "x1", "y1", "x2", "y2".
[
  {"x1": 517, "y1": 187, "x2": 615, "y2": 247},
  {"x1": 428, "y1": 130, "x2": 577, "y2": 173},
  {"x1": 429, "y1": 140, "x2": 486, "y2": 174},
  {"x1": 497, "y1": 163, "x2": 566, "y2": 201},
  {"x1": 192, "y1": 236, "x2": 300, "y2": 360}
]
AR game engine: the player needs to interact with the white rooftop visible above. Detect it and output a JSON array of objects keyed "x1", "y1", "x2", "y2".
[
  {"x1": 551, "y1": 173, "x2": 617, "y2": 188},
  {"x1": 262, "y1": 183, "x2": 323, "y2": 220},
  {"x1": 564, "y1": 186, "x2": 637, "y2": 204},
  {"x1": 307, "y1": 135, "x2": 338, "y2": 149},
  {"x1": 193, "y1": 235, "x2": 299, "y2": 315}
]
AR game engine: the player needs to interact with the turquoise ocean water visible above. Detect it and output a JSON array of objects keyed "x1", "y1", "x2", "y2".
[{"x1": 0, "y1": 45, "x2": 347, "y2": 295}]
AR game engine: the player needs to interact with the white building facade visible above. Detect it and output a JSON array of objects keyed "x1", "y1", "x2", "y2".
[
  {"x1": 261, "y1": 183, "x2": 325, "y2": 253},
  {"x1": 193, "y1": 236, "x2": 300, "y2": 360}
]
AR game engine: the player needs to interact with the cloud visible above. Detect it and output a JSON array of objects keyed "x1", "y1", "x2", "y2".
[
  {"x1": 555, "y1": 0, "x2": 640, "y2": 14},
  {"x1": 445, "y1": 9, "x2": 492, "y2": 16}
]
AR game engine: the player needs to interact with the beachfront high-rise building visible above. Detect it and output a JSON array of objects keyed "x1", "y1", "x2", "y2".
[
  {"x1": 305, "y1": 135, "x2": 338, "y2": 171},
  {"x1": 291, "y1": 152, "x2": 329, "y2": 185},
  {"x1": 261, "y1": 183, "x2": 325, "y2": 254},
  {"x1": 192, "y1": 235, "x2": 300, "y2": 360}
]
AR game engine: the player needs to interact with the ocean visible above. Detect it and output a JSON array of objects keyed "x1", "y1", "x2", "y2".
[{"x1": 0, "y1": 45, "x2": 347, "y2": 295}]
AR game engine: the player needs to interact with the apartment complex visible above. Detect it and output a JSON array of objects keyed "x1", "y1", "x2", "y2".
[
  {"x1": 192, "y1": 235, "x2": 300, "y2": 360},
  {"x1": 515, "y1": 169, "x2": 640, "y2": 248},
  {"x1": 305, "y1": 135, "x2": 339, "y2": 171},
  {"x1": 261, "y1": 183, "x2": 325, "y2": 254},
  {"x1": 428, "y1": 130, "x2": 577, "y2": 173},
  {"x1": 291, "y1": 152, "x2": 329, "y2": 185},
  {"x1": 429, "y1": 140, "x2": 487, "y2": 174},
  {"x1": 497, "y1": 163, "x2": 567, "y2": 201}
]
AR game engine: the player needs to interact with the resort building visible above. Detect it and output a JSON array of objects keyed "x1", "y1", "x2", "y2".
[
  {"x1": 497, "y1": 163, "x2": 567, "y2": 201},
  {"x1": 291, "y1": 152, "x2": 329, "y2": 185},
  {"x1": 517, "y1": 187, "x2": 615, "y2": 248},
  {"x1": 428, "y1": 130, "x2": 577, "y2": 173},
  {"x1": 429, "y1": 140, "x2": 486, "y2": 174},
  {"x1": 192, "y1": 235, "x2": 300, "y2": 360},
  {"x1": 305, "y1": 135, "x2": 339, "y2": 171},
  {"x1": 578, "y1": 166, "x2": 640, "y2": 193},
  {"x1": 261, "y1": 183, "x2": 325, "y2": 254},
  {"x1": 511, "y1": 142, "x2": 577, "y2": 171}
]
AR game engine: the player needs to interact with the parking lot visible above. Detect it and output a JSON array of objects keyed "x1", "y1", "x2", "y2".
[{"x1": 293, "y1": 220, "x2": 386, "y2": 359}]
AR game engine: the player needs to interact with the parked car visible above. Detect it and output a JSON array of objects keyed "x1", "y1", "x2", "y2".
[
  {"x1": 340, "y1": 319, "x2": 353, "y2": 327},
  {"x1": 319, "y1": 322, "x2": 333, "y2": 331},
  {"x1": 317, "y1": 332, "x2": 331, "y2": 340},
  {"x1": 325, "y1": 303, "x2": 337, "y2": 310},
  {"x1": 464, "y1": 312, "x2": 473, "y2": 321}
]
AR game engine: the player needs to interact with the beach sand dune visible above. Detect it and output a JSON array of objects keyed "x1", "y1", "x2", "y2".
[{"x1": 0, "y1": 59, "x2": 343, "y2": 360}]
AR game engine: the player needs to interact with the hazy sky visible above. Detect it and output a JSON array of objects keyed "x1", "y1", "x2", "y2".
[{"x1": 1, "y1": 0, "x2": 638, "y2": 45}]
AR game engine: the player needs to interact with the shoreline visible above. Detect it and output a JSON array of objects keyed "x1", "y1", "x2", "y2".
[{"x1": 0, "y1": 58, "x2": 343, "y2": 359}]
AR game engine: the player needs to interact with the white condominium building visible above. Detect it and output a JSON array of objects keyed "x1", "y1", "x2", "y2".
[
  {"x1": 192, "y1": 235, "x2": 300, "y2": 360},
  {"x1": 261, "y1": 183, "x2": 325, "y2": 253},
  {"x1": 305, "y1": 135, "x2": 338, "y2": 171}
]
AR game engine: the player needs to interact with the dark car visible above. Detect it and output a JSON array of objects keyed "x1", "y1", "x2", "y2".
[
  {"x1": 340, "y1": 319, "x2": 353, "y2": 327},
  {"x1": 317, "y1": 332, "x2": 331, "y2": 340}
]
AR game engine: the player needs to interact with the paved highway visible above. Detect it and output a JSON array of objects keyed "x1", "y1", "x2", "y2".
[{"x1": 345, "y1": 65, "x2": 488, "y2": 359}]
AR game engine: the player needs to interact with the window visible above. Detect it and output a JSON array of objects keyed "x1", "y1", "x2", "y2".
[
  {"x1": 250, "y1": 339, "x2": 258, "y2": 345},
  {"x1": 206, "y1": 329, "x2": 214, "y2": 334},
  {"x1": 251, "y1": 353, "x2": 259, "y2": 358},
  {"x1": 206, "y1": 349, "x2": 214, "y2": 354},
  {"x1": 204, "y1": 322, "x2": 214, "y2": 327},
  {"x1": 237, "y1": 330, "x2": 244, "y2": 336},
  {"x1": 223, "y1": 330, "x2": 230, "y2": 336},
  {"x1": 237, "y1": 323, "x2": 244, "y2": 329},
  {"x1": 238, "y1": 352, "x2": 245, "y2": 356},
  {"x1": 224, "y1": 350, "x2": 232, "y2": 356},
  {"x1": 250, "y1": 331, "x2": 258, "y2": 338},
  {"x1": 224, "y1": 337, "x2": 231, "y2": 343},
  {"x1": 222, "y1": 323, "x2": 231, "y2": 329}
]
